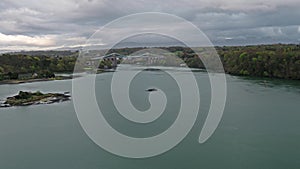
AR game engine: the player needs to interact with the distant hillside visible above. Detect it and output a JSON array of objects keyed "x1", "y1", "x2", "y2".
[{"x1": 9, "y1": 50, "x2": 79, "y2": 58}]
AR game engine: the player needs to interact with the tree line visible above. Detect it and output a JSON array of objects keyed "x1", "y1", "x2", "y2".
[
  {"x1": 218, "y1": 44, "x2": 300, "y2": 80},
  {"x1": 1, "y1": 44, "x2": 300, "y2": 81},
  {"x1": 163, "y1": 44, "x2": 300, "y2": 80},
  {"x1": 0, "y1": 54, "x2": 77, "y2": 80}
]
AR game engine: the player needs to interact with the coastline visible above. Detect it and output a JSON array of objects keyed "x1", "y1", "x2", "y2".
[{"x1": 0, "y1": 76, "x2": 73, "y2": 85}]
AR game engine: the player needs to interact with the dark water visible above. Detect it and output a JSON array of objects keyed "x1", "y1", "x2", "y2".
[{"x1": 0, "y1": 69, "x2": 300, "y2": 169}]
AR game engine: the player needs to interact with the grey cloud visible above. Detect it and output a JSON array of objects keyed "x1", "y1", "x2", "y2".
[{"x1": 1, "y1": 0, "x2": 300, "y2": 51}]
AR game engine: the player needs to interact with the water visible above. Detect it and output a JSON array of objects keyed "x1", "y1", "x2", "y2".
[{"x1": 0, "y1": 68, "x2": 300, "y2": 169}]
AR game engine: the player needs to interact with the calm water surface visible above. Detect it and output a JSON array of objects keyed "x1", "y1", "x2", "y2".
[{"x1": 0, "y1": 68, "x2": 299, "y2": 169}]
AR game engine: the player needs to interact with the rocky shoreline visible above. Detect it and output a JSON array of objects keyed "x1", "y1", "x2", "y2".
[{"x1": 0, "y1": 91, "x2": 71, "y2": 108}]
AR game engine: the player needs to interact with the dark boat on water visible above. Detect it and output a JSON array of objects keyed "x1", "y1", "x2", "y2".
[{"x1": 145, "y1": 88, "x2": 158, "y2": 92}]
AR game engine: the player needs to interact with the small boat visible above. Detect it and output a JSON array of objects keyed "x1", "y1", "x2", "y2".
[{"x1": 145, "y1": 88, "x2": 157, "y2": 92}]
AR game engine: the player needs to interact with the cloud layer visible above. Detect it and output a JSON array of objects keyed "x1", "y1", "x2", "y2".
[{"x1": 1, "y1": 0, "x2": 300, "y2": 51}]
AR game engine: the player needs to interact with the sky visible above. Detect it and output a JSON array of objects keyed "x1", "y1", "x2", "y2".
[{"x1": 1, "y1": 0, "x2": 300, "y2": 51}]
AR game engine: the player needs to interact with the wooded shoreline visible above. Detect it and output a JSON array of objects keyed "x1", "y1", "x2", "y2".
[
  {"x1": 0, "y1": 76, "x2": 73, "y2": 85},
  {"x1": 1, "y1": 44, "x2": 300, "y2": 81}
]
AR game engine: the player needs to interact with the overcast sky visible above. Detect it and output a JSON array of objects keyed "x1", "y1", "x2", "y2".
[{"x1": 1, "y1": 0, "x2": 300, "y2": 51}]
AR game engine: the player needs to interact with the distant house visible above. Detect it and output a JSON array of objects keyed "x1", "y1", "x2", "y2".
[{"x1": 32, "y1": 73, "x2": 38, "y2": 78}]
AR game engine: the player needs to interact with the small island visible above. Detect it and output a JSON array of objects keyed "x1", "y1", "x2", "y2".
[{"x1": 0, "y1": 91, "x2": 71, "y2": 108}]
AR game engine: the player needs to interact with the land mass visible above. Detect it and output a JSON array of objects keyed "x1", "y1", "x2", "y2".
[
  {"x1": 0, "y1": 76, "x2": 73, "y2": 85},
  {"x1": 0, "y1": 91, "x2": 71, "y2": 108},
  {"x1": 0, "y1": 44, "x2": 300, "y2": 80}
]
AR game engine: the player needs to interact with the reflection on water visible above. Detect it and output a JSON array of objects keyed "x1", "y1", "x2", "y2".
[{"x1": 236, "y1": 76, "x2": 300, "y2": 93}]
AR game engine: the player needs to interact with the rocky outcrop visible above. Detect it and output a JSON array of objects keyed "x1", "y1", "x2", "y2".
[{"x1": 0, "y1": 91, "x2": 70, "y2": 108}]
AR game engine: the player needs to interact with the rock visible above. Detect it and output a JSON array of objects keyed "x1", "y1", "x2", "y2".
[{"x1": 0, "y1": 103, "x2": 11, "y2": 108}]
